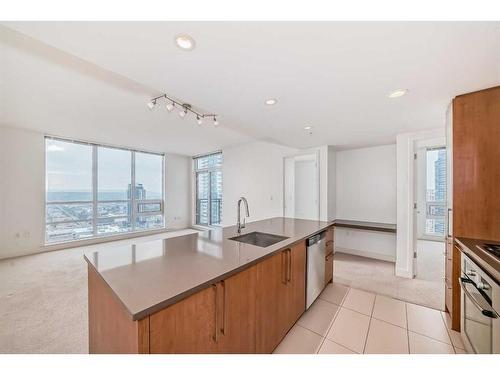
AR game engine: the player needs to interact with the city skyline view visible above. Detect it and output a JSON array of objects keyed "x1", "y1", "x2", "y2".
[
  {"x1": 425, "y1": 148, "x2": 446, "y2": 237},
  {"x1": 45, "y1": 138, "x2": 165, "y2": 243}
]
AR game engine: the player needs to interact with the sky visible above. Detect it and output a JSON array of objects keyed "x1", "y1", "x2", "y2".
[
  {"x1": 46, "y1": 139, "x2": 163, "y2": 195},
  {"x1": 426, "y1": 149, "x2": 445, "y2": 190}
]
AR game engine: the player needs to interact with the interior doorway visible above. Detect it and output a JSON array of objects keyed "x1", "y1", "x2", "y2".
[
  {"x1": 283, "y1": 152, "x2": 319, "y2": 220},
  {"x1": 412, "y1": 137, "x2": 446, "y2": 309}
]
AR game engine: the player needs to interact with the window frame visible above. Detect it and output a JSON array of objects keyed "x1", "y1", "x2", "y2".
[
  {"x1": 44, "y1": 136, "x2": 165, "y2": 245},
  {"x1": 193, "y1": 152, "x2": 222, "y2": 227}
]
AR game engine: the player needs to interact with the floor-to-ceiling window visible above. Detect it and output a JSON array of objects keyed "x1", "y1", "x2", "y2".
[
  {"x1": 194, "y1": 152, "x2": 222, "y2": 226},
  {"x1": 45, "y1": 137, "x2": 164, "y2": 244}
]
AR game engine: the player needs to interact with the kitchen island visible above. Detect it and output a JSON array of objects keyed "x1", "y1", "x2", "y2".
[{"x1": 85, "y1": 217, "x2": 334, "y2": 354}]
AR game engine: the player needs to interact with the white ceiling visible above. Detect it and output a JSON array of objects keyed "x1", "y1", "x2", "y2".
[{"x1": 1, "y1": 22, "x2": 499, "y2": 155}]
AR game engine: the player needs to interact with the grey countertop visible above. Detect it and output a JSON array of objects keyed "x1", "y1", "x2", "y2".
[{"x1": 84, "y1": 217, "x2": 333, "y2": 320}]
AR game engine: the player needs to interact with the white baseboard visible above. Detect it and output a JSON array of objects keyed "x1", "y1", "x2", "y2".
[
  {"x1": 335, "y1": 246, "x2": 396, "y2": 263},
  {"x1": 395, "y1": 267, "x2": 413, "y2": 279}
]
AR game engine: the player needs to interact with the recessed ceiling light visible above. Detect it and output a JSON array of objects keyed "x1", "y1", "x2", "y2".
[
  {"x1": 265, "y1": 98, "x2": 277, "y2": 106},
  {"x1": 388, "y1": 89, "x2": 408, "y2": 98},
  {"x1": 304, "y1": 126, "x2": 313, "y2": 130},
  {"x1": 175, "y1": 34, "x2": 195, "y2": 51}
]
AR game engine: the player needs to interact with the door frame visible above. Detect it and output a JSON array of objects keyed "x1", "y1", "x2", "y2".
[
  {"x1": 282, "y1": 150, "x2": 320, "y2": 221},
  {"x1": 411, "y1": 137, "x2": 446, "y2": 278}
]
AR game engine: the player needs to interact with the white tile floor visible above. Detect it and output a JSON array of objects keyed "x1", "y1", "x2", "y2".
[{"x1": 273, "y1": 283, "x2": 467, "y2": 354}]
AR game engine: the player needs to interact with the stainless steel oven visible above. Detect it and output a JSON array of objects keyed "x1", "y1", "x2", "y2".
[{"x1": 460, "y1": 252, "x2": 499, "y2": 353}]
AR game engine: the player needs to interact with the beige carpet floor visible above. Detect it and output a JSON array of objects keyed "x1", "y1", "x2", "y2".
[
  {"x1": 333, "y1": 240, "x2": 445, "y2": 311},
  {"x1": 0, "y1": 229, "x2": 198, "y2": 354}
]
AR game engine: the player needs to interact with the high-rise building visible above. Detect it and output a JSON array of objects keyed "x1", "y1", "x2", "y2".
[
  {"x1": 434, "y1": 150, "x2": 446, "y2": 202},
  {"x1": 432, "y1": 149, "x2": 446, "y2": 235},
  {"x1": 127, "y1": 184, "x2": 148, "y2": 226}
]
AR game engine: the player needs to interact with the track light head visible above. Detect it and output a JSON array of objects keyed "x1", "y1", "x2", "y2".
[
  {"x1": 147, "y1": 100, "x2": 156, "y2": 110},
  {"x1": 197, "y1": 116, "x2": 202, "y2": 126},
  {"x1": 213, "y1": 116, "x2": 219, "y2": 126},
  {"x1": 166, "y1": 101, "x2": 175, "y2": 112},
  {"x1": 179, "y1": 103, "x2": 191, "y2": 118}
]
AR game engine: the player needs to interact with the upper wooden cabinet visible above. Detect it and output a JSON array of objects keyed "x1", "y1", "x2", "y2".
[
  {"x1": 453, "y1": 86, "x2": 500, "y2": 241},
  {"x1": 446, "y1": 85, "x2": 500, "y2": 331}
]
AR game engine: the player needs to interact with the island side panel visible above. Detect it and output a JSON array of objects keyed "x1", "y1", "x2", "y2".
[{"x1": 88, "y1": 265, "x2": 149, "y2": 354}]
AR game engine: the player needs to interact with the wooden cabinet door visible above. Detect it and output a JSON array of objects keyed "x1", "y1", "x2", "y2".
[
  {"x1": 325, "y1": 227, "x2": 334, "y2": 254},
  {"x1": 218, "y1": 263, "x2": 259, "y2": 353},
  {"x1": 256, "y1": 250, "x2": 289, "y2": 353},
  {"x1": 287, "y1": 241, "x2": 306, "y2": 325},
  {"x1": 149, "y1": 285, "x2": 218, "y2": 354}
]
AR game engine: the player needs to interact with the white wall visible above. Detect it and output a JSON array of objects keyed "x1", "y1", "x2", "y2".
[
  {"x1": 0, "y1": 126, "x2": 45, "y2": 259},
  {"x1": 0, "y1": 125, "x2": 192, "y2": 259},
  {"x1": 327, "y1": 145, "x2": 337, "y2": 221},
  {"x1": 395, "y1": 128, "x2": 445, "y2": 278},
  {"x1": 221, "y1": 140, "x2": 298, "y2": 226},
  {"x1": 335, "y1": 144, "x2": 397, "y2": 261},
  {"x1": 165, "y1": 153, "x2": 191, "y2": 230}
]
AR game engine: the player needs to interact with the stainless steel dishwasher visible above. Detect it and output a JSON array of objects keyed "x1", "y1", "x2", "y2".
[{"x1": 306, "y1": 231, "x2": 326, "y2": 309}]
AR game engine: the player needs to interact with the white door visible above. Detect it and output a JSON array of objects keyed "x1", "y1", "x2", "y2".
[{"x1": 283, "y1": 153, "x2": 319, "y2": 220}]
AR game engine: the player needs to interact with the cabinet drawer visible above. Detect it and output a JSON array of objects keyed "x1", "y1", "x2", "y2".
[{"x1": 325, "y1": 228, "x2": 334, "y2": 243}]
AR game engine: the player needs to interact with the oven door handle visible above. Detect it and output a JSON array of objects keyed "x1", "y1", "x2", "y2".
[{"x1": 460, "y1": 277, "x2": 498, "y2": 319}]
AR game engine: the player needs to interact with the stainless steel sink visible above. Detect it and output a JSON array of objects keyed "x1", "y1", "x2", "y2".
[{"x1": 229, "y1": 231, "x2": 289, "y2": 248}]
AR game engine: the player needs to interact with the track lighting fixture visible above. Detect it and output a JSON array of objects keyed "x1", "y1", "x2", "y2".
[{"x1": 147, "y1": 94, "x2": 219, "y2": 127}]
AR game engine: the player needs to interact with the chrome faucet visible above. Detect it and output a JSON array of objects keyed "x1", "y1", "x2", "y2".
[{"x1": 237, "y1": 197, "x2": 250, "y2": 234}]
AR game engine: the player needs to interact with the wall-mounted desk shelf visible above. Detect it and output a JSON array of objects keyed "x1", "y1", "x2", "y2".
[{"x1": 332, "y1": 219, "x2": 397, "y2": 234}]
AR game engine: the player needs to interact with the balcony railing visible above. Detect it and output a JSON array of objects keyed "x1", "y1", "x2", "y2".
[{"x1": 196, "y1": 198, "x2": 222, "y2": 226}]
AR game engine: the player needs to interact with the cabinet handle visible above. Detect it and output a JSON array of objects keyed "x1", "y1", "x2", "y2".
[
  {"x1": 287, "y1": 249, "x2": 292, "y2": 283},
  {"x1": 281, "y1": 250, "x2": 287, "y2": 284},
  {"x1": 213, "y1": 284, "x2": 219, "y2": 343},
  {"x1": 221, "y1": 280, "x2": 227, "y2": 336}
]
